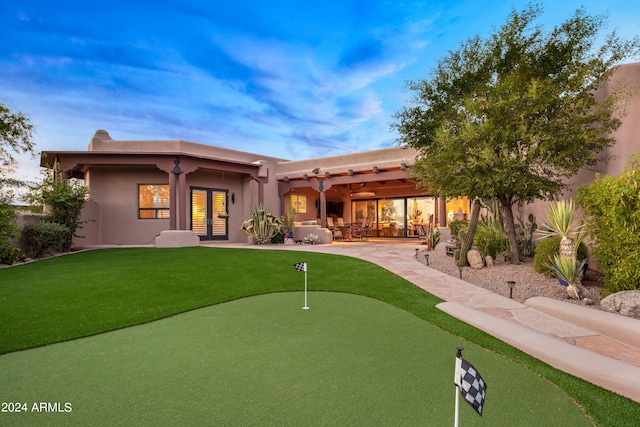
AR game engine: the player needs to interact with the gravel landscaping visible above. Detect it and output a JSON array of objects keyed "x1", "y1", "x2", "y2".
[{"x1": 417, "y1": 243, "x2": 604, "y2": 309}]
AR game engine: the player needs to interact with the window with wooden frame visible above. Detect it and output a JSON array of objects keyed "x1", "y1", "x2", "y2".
[
  {"x1": 290, "y1": 194, "x2": 308, "y2": 214},
  {"x1": 138, "y1": 184, "x2": 170, "y2": 219}
]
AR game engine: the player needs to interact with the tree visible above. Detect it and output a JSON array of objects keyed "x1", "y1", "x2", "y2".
[
  {"x1": 393, "y1": 4, "x2": 640, "y2": 263},
  {"x1": 0, "y1": 103, "x2": 35, "y2": 174}
]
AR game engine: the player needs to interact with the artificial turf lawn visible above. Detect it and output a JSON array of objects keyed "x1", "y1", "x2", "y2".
[
  {"x1": 1, "y1": 247, "x2": 639, "y2": 426},
  {"x1": 1, "y1": 292, "x2": 592, "y2": 426}
]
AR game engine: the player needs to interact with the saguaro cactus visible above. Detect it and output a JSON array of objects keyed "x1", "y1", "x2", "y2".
[{"x1": 457, "y1": 199, "x2": 481, "y2": 267}]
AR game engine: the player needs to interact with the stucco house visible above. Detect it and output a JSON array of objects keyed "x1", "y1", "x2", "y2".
[{"x1": 41, "y1": 63, "x2": 640, "y2": 247}]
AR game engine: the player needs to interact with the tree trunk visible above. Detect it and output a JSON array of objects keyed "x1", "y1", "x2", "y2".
[
  {"x1": 559, "y1": 237, "x2": 574, "y2": 257},
  {"x1": 499, "y1": 197, "x2": 521, "y2": 264}
]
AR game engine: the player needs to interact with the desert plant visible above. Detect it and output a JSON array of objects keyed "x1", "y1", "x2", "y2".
[
  {"x1": 516, "y1": 212, "x2": 538, "y2": 257},
  {"x1": 538, "y1": 199, "x2": 587, "y2": 257},
  {"x1": 240, "y1": 204, "x2": 285, "y2": 244},
  {"x1": 428, "y1": 228, "x2": 441, "y2": 248},
  {"x1": 474, "y1": 217, "x2": 510, "y2": 259},
  {"x1": 533, "y1": 237, "x2": 588, "y2": 277},
  {"x1": 304, "y1": 233, "x2": 319, "y2": 244},
  {"x1": 548, "y1": 253, "x2": 587, "y2": 299},
  {"x1": 449, "y1": 220, "x2": 468, "y2": 242}
]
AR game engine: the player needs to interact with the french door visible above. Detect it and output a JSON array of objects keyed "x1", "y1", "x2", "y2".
[{"x1": 191, "y1": 187, "x2": 228, "y2": 240}]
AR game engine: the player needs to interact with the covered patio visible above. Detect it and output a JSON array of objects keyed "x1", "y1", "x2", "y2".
[{"x1": 276, "y1": 147, "x2": 470, "y2": 240}]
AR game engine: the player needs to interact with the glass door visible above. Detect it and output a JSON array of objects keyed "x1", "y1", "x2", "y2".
[
  {"x1": 378, "y1": 199, "x2": 406, "y2": 237},
  {"x1": 191, "y1": 188, "x2": 228, "y2": 240}
]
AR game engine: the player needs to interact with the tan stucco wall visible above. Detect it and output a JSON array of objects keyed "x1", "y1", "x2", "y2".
[
  {"x1": 75, "y1": 163, "x2": 284, "y2": 245},
  {"x1": 521, "y1": 62, "x2": 640, "y2": 225},
  {"x1": 78, "y1": 166, "x2": 170, "y2": 245}
]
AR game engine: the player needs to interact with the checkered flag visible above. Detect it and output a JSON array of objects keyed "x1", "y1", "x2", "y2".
[
  {"x1": 294, "y1": 262, "x2": 307, "y2": 272},
  {"x1": 454, "y1": 349, "x2": 487, "y2": 417}
]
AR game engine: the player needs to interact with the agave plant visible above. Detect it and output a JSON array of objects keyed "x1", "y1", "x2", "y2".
[
  {"x1": 304, "y1": 233, "x2": 320, "y2": 244},
  {"x1": 241, "y1": 204, "x2": 285, "y2": 244},
  {"x1": 538, "y1": 199, "x2": 588, "y2": 257}
]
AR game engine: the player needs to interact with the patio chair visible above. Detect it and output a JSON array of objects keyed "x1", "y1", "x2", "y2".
[
  {"x1": 361, "y1": 217, "x2": 374, "y2": 241},
  {"x1": 351, "y1": 218, "x2": 365, "y2": 241}
]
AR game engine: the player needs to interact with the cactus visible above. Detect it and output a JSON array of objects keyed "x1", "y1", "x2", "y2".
[
  {"x1": 516, "y1": 212, "x2": 537, "y2": 257},
  {"x1": 457, "y1": 199, "x2": 481, "y2": 267}
]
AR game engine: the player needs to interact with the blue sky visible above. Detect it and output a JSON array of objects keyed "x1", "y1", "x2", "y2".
[{"x1": 2, "y1": 0, "x2": 639, "y2": 182}]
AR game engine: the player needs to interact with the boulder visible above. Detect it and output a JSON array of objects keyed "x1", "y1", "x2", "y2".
[
  {"x1": 467, "y1": 249, "x2": 484, "y2": 269},
  {"x1": 485, "y1": 256, "x2": 494, "y2": 268},
  {"x1": 600, "y1": 290, "x2": 640, "y2": 319}
]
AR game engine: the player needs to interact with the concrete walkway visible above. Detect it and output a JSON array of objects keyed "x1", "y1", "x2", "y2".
[{"x1": 203, "y1": 240, "x2": 640, "y2": 403}]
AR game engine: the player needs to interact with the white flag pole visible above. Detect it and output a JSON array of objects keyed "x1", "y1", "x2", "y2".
[
  {"x1": 454, "y1": 346, "x2": 463, "y2": 427},
  {"x1": 454, "y1": 385, "x2": 460, "y2": 427},
  {"x1": 302, "y1": 260, "x2": 309, "y2": 310}
]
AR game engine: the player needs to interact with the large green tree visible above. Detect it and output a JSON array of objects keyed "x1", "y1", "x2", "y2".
[
  {"x1": 393, "y1": 4, "x2": 639, "y2": 263},
  {"x1": 0, "y1": 103, "x2": 35, "y2": 175}
]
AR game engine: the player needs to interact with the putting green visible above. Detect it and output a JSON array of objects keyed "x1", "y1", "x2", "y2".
[{"x1": 0, "y1": 292, "x2": 590, "y2": 426}]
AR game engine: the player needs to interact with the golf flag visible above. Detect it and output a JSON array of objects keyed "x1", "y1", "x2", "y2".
[
  {"x1": 294, "y1": 261, "x2": 309, "y2": 309},
  {"x1": 454, "y1": 346, "x2": 487, "y2": 419}
]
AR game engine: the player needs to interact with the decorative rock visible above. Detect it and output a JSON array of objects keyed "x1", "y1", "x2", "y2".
[
  {"x1": 600, "y1": 290, "x2": 640, "y2": 318},
  {"x1": 485, "y1": 256, "x2": 494, "y2": 268},
  {"x1": 467, "y1": 249, "x2": 484, "y2": 269},
  {"x1": 583, "y1": 298, "x2": 594, "y2": 305}
]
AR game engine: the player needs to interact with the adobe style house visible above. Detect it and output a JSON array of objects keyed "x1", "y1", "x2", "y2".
[
  {"x1": 41, "y1": 63, "x2": 640, "y2": 246},
  {"x1": 41, "y1": 130, "x2": 460, "y2": 245}
]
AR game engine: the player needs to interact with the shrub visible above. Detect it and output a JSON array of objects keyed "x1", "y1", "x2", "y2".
[
  {"x1": 0, "y1": 198, "x2": 24, "y2": 264},
  {"x1": 0, "y1": 242, "x2": 25, "y2": 264},
  {"x1": 27, "y1": 166, "x2": 90, "y2": 251},
  {"x1": 577, "y1": 157, "x2": 640, "y2": 295},
  {"x1": 474, "y1": 218, "x2": 509, "y2": 259},
  {"x1": 534, "y1": 237, "x2": 588, "y2": 277},
  {"x1": 449, "y1": 220, "x2": 468, "y2": 242},
  {"x1": 21, "y1": 221, "x2": 69, "y2": 258}
]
